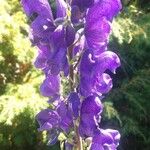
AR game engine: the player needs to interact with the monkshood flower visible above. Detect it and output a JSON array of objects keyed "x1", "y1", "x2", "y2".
[
  {"x1": 36, "y1": 100, "x2": 74, "y2": 144},
  {"x1": 40, "y1": 75, "x2": 60, "y2": 97},
  {"x1": 21, "y1": 0, "x2": 122, "y2": 149},
  {"x1": 91, "y1": 129, "x2": 121, "y2": 150},
  {"x1": 21, "y1": 0, "x2": 75, "y2": 76},
  {"x1": 79, "y1": 95, "x2": 103, "y2": 137},
  {"x1": 79, "y1": 49, "x2": 120, "y2": 97}
]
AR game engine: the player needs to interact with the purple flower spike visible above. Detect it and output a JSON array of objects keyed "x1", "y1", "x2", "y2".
[
  {"x1": 21, "y1": 0, "x2": 122, "y2": 148},
  {"x1": 40, "y1": 75, "x2": 60, "y2": 97}
]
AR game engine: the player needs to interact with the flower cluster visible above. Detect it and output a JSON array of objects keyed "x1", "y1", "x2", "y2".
[{"x1": 21, "y1": 0, "x2": 122, "y2": 149}]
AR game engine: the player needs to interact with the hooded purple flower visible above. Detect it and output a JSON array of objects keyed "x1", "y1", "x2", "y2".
[
  {"x1": 40, "y1": 75, "x2": 60, "y2": 97},
  {"x1": 22, "y1": 0, "x2": 75, "y2": 76},
  {"x1": 22, "y1": 0, "x2": 122, "y2": 148},
  {"x1": 91, "y1": 129, "x2": 121, "y2": 150},
  {"x1": 30, "y1": 17, "x2": 55, "y2": 44},
  {"x1": 72, "y1": 0, "x2": 96, "y2": 11},
  {"x1": 36, "y1": 109, "x2": 61, "y2": 145},
  {"x1": 36, "y1": 101, "x2": 74, "y2": 142},
  {"x1": 86, "y1": 0, "x2": 122, "y2": 22},
  {"x1": 79, "y1": 49, "x2": 120, "y2": 96},
  {"x1": 85, "y1": 0, "x2": 122, "y2": 53},
  {"x1": 21, "y1": 0, "x2": 55, "y2": 45},
  {"x1": 21, "y1": 0, "x2": 54, "y2": 19},
  {"x1": 85, "y1": 16, "x2": 111, "y2": 53},
  {"x1": 79, "y1": 96, "x2": 103, "y2": 137},
  {"x1": 56, "y1": 101, "x2": 73, "y2": 133},
  {"x1": 36, "y1": 109, "x2": 59, "y2": 131},
  {"x1": 34, "y1": 24, "x2": 74, "y2": 76},
  {"x1": 68, "y1": 92, "x2": 81, "y2": 119}
]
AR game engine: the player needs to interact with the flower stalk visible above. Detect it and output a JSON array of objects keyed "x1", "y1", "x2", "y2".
[
  {"x1": 68, "y1": 44, "x2": 82, "y2": 150},
  {"x1": 68, "y1": 45, "x2": 74, "y2": 91},
  {"x1": 21, "y1": 0, "x2": 122, "y2": 149}
]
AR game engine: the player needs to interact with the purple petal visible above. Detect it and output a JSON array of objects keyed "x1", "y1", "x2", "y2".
[
  {"x1": 86, "y1": 0, "x2": 122, "y2": 22},
  {"x1": 36, "y1": 109, "x2": 59, "y2": 131},
  {"x1": 103, "y1": 129, "x2": 121, "y2": 146},
  {"x1": 95, "y1": 73, "x2": 113, "y2": 94},
  {"x1": 79, "y1": 50, "x2": 120, "y2": 96},
  {"x1": 34, "y1": 45, "x2": 51, "y2": 69},
  {"x1": 80, "y1": 49, "x2": 95, "y2": 78},
  {"x1": 71, "y1": 5, "x2": 81, "y2": 23},
  {"x1": 59, "y1": 113, "x2": 73, "y2": 133},
  {"x1": 65, "y1": 25, "x2": 75, "y2": 47},
  {"x1": 79, "y1": 75, "x2": 93, "y2": 97},
  {"x1": 40, "y1": 75, "x2": 60, "y2": 97},
  {"x1": 91, "y1": 129, "x2": 120, "y2": 150},
  {"x1": 81, "y1": 95, "x2": 103, "y2": 115},
  {"x1": 56, "y1": 101, "x2": 68, "y2": 118},
  {"x1": 44, "y1": 25, "x2": 69, "y2": 75},
  {"x1": 57, "y1": 102, "x2": 73, "y2": 133},
  {"x1": 79, "y1": 73, "x2": 113, "y2": 97},
  {"x1": 85, "y1": 16, "x2": 111, "y2": 52},
  {"x1": 56, "y1": 0, "x2": 67, "y2": 18},
  {"x1": 68, "y1": 92, "x2": 80, "y2": 119},
  {"x1": 72, "y1": 0, "x2": 95, "y2": 11},
  {"x1": 38, "y1": 122, "x2": 53, "y2": 131},
  {"x1": 91, "y1": 130, "x2": 113, "y2": 150},
  {"x1": 47, "y1": 95, "x2": 60, "y2": 103},
  {"x1": 79, "y1": 113, "x2": 99, "y2": 137},
  {"x1": 80, "y1": 50, "x2": 120, "y2": 76},
  {"x1": 31, "y1": 16, "x2": 55, "y2": 41},
  {"x1": 95, "y1": 51, "x2": 121, "y2": 74},
  {"x1": 21, "y1": 0, "x2": 53, "y2": 20}
]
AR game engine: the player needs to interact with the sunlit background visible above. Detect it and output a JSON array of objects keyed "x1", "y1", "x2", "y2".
[{"x1": 0, "y1": 0, "x2": 150, "y2": 149}]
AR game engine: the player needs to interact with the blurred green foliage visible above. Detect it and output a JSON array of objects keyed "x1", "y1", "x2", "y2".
[{"x1": 0, "y1": 0, "x2": 150, "y2": 150}]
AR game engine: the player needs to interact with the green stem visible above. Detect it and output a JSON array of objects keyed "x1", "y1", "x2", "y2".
[
  {"x1": 68, "y1": 45, "x2": 74, "y2": 91},
  {"x1": 68, "y1": 45, "x2": 83, "y2": 150}
]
